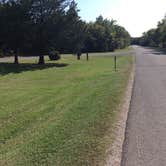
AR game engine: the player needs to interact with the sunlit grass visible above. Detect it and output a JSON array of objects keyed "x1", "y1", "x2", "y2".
[{"x1": 0, "y1": 53, "x2": 133, "y2": 165}]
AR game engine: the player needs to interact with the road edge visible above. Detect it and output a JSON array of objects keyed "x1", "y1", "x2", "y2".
[{"x1": 105, "y1": 58, "x2": 135, "y2": 166}]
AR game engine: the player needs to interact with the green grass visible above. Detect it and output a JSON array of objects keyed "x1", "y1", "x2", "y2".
[{"x1": 0, "y1": 53, "x2": 133, "y2": 166}]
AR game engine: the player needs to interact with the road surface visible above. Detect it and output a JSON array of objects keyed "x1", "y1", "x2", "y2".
[{"x1": 121, "y1": 46, "x2": 166, "y2": 166}]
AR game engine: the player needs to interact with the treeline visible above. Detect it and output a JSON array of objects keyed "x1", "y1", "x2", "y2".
[
  {"x1": 0, "y1": 0, "x2": 130, "y2": 64},
  {"x1": 131, "y1": 16, "x2": 166, "y2": 48},
  {"x1": 84, "y1": 16, "x2": 131, "y2": 52}
]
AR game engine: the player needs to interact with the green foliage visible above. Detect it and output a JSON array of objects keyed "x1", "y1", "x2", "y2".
[
  {"x1": 84, "y1": 16, "x2": 131, "y2": 52},
  {"x1": 0, "y1": 0, "x2": 131, "y2": 63},
  {"x1": 27, "y1": 0, "x2": 71, "y2": 64},
  {"x1": 0, "y1": 54, "x2": 133, "y2": 166},
  {"x1": 60, "y1": 1, "x2": 87, "y2": 54},
  {"x1": 133, "y1": 16, "x2": 166, "y2": 48},
  {"x1": 0, "y1": 0, "x2": 31, "y2": 63}
]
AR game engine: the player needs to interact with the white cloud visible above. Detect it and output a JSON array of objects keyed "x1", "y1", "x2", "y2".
[{"x1": 103, "y1": 0, "x2": 166, "y2": 37}]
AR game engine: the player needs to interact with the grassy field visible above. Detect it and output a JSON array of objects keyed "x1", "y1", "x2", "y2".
[{"x1": 0, "y1": 53, "x2": 133, "y2": 165}]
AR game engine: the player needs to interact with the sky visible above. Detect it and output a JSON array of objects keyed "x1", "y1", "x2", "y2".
[{"x1": 76, "y1": 0, "x2": 166, "y2": 37}]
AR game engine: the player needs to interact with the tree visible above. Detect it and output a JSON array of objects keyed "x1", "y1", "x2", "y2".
[
  {"x1": 157, "y1": 16, "x2": 166, "y2": 48},
  {"x1": 60, "y1": 0, "x2": 86, "y2": 59},
  {"x1": 0, "y1": 0, "x2": 30, "y2": 64},
  {"x1": 137, "y1": 16, "x2": 166, "y2": 48},
  {"x1": 84, "y1": 16, "x2": 130, "y2": 52},
  {"x1": 29, "y1": 0, "x2": 71, "y2": 64},
  {"x1": 0, "y1": 2, "x2": 131, "y2": 63}
]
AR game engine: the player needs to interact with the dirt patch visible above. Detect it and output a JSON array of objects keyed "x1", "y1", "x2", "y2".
[{"x1": 104, "y1": 65, "x2": 135, "y2": 166}]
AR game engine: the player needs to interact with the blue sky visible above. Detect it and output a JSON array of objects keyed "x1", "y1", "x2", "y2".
[
  {"x1": 76, "y1": 0, "x2": 166, "y2": 37},
  {"x1": 76, "y1": 0, "x2": 119, "y2": 21}
]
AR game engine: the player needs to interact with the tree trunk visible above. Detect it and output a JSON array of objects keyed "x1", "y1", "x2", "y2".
[
  {"x1": 38, "y1": 21, "x2": 45, "y2": 65},
  {"x1": 86, "y1": 53, "x2": 89, "y2": 61},
  {"x1": 38, "y1": 55, "x2": 45, "y2": 64},
  {"x1": 114, "y1": 56, "x2": 117, "y2": 72},
  {"x1": 14, "y1": 50, "x2": 19, "y2": 64},
  {"x1": 77, "y1": 54, "x2": 80, "y2": 60},
  {"x1": 77, "y1": 52, "x2": 81, "y2": 60}
]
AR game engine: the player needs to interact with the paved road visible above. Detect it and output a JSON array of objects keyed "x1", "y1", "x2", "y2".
[{"x1": 121, "y1": 46, "x2": 166, "y2": 166}]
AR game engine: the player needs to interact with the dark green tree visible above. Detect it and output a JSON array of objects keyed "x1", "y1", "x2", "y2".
[
  {"x1": 0, "y1": 0, "x2": 30, "y2": 64},
  {"x1": 29, "y1": 0, "x2": 71, "y2": 64},
  {"x1": 61, "y1": 0, "x2": 86, "y2": 60}
]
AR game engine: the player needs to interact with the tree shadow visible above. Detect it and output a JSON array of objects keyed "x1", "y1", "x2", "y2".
[
  {"x1": 145, "y1": 47, "x2": 166, "y2": 55},
  {"x1": 153, "y1": 48, "x2": 166, "y2": 55},
  {"x1": 0, "y1": 62, "x2": 69, "y2": 76}
]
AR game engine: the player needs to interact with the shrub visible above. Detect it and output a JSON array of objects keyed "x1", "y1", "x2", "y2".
[{"x1": 49, "y1": 50, "x2": 61, "y2": 61}]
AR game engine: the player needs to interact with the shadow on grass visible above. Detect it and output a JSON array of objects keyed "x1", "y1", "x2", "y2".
[{"x1": 0, "y1": 62, "x2": 69, "y2": 76}]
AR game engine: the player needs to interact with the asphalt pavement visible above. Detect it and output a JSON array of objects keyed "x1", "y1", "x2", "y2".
[{"x1": 121, "y1": 46, "x2": 166, "y2": 166}]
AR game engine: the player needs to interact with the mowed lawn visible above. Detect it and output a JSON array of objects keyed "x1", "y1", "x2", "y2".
[{"x1": 0, "y1": 53, "x2": 133, "y2": 166}]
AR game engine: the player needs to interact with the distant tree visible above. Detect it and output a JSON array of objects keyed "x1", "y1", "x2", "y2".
[
  {"x1": 157, "y1": 16, "x2": 166, "y2": 48},
  {"x1": 131, "y1": 37, "x2": 141, "y2": 45},
  {"x1": 114, "y1": 25, "x2": 131, "y2": 49},
  {"x1": 84, "y1": 16, "x2": 130, "y2": 52},
  {"x1": 96, "y1": 15, "x2": 104, "y2": 24},
  {"x1": 138, "y1": 16, "x2": 166, "y2": 48}
]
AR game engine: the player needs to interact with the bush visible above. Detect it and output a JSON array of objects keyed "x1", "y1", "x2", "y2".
[{"x1": 49, "y1": 50, "x2": 61, "y2": 61}]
